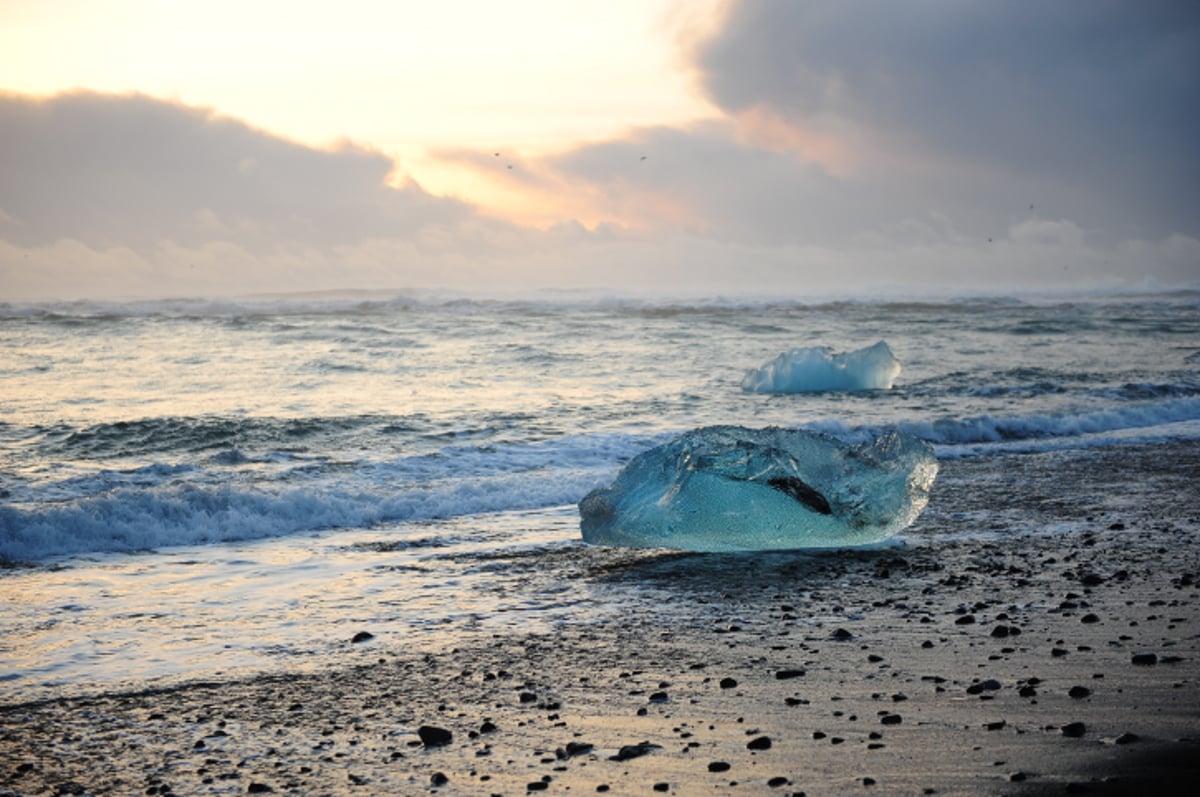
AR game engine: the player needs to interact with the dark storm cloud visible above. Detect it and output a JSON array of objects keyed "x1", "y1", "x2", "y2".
[
  {"x1": 0, "y1": 91, "x2": 472, "y2": 251},
  {"x1": 692, "y1": 0, "x2": 1200, "y2": 239}
]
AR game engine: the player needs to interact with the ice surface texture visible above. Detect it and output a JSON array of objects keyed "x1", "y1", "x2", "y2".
[
  {"x1": 579, "y1": 426, "x2": 938, "y2": 551},
  {"x1": 742, "y1": 341, "x2": 900, "y2": 393}
]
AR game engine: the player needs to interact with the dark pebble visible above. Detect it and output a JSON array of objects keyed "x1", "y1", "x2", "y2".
[
  {"x1": 247, "y1": 785, "x2": 273, "y2": 795},
  {"x1": 1051, "y1": 648, "x2": 1069, "y2": 657},
  {"x1": 649, "y1": 691, "x2": 669, "y2": 703},
  {"x1": 350, "y1": 631, "x2": 374, "y2": 644},
  {"x1": 990, "y1": 625, "x2": 1010, "y2": 638},
  {"x1": 776, "y1": 669, "x2": 806, "y2": 680},
  {"x1": 1080, "y1": 613, "x2": 1100, "y2": 624},
  {"x1": 881, "y1": 714, "x2": 902, "y2": 725},
  {"x1": 1019, "y1": 685, "x2": 1037, "y2": 697},
  {"x1": 653, "y1": 784, "x2": 669, "y2": 793},
  {"x1": 1114, "y1": 732, "x2": 1140, "y2": 745},
  {"x1": 480, "y1": 721, "x2": 498, "y2": 734},
  {"x1": 519, "y1": 691, "x2": 538, "y2": 703},
  {"x1": 708, "y1": 761, "x2": 731, "y2": 773},
  {"x1": 610, "y1": 742, "x2": 661, "y2": 762},
  {"x1": 558, "y1": 741, "x2": 593, "y2": 759},
  {"x1": 1080, "y1": 573, "x2": 1104, "y2": 586},
  {"x1": 1010, "y1": 772, "x2": 1027, "y2": 782},
  {"x1": 430, "y1": 772, "x2": 448, "y2": 787},
  {"x1": 966, "y1": 679, "x2": 1002, "y2": 694},
  {"x1": 418, "y1": 725, "x2": 453, "y2": 747},
  {"x1": 747, "y1": 735, "x2": 772, "y2": 750},
  {"x1": 767, "y1": 776, "x2": 789, "y2": 787},
  {"x1": 1061, "y1": 722, "x2": 1087, "y2": 738},
  {"x1": 1068, "y1": 686, "x2": 1091, "y2": 699},
  {"x1": 1131, "y1": 653, "x2": 1158, "y2": 666},
  {"x1": 832, "y1": 628, "x2": 854, "y2": 640},
  {"x1": 863, "y1": 777, "x2": 876, "y2": 786},
  {"x1": 985, "y1": 720, "x2": 1006, "y2": 731},
  {"x1": 527, "y1": 782, "x2": 548, "y2": 792},
  {"x1": 955, "y1": 615, "x2": 976, "y2": 625},
  {"x1": 719, "y1": 677, "x2": 738, "y2": 689}
]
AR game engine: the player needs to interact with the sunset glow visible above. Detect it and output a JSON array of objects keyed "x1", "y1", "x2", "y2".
[{"x1": 1, "y1": 0, "x2": 1196, "y2": 299}]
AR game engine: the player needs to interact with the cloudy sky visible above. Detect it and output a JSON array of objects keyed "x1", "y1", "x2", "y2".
[{"x1": 2, "y1": 0, "x2": 1197, "y2": 300}]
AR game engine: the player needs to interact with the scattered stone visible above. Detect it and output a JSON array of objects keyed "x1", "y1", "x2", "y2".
[
  {"x1": 557, "y1": 741, "x2": 593, "y2": 759},
  {"x1": 1068, "y1": 686, "x2": 1091, "y2": 699},
  {"x1": 775, "y1": 669, "x2": 806, "y2": 680},
  {"x1": 653, "y1": 784, "x2": 669, "y2": 793},
  {"x1": 1061, "y1": 722, "x2": 1087, "y2": 738},
  {"x1": 350, "y1": 631, "x2": 374, "y2": 644},
  {"x1": 881, "y1": 714, "x2": 902, "y2": 726},
  {"x1": 707, "y1": 761, "x2": 731, "y2": 773},
  {"x1": 767, "y1": 776, "x2": 789, "y2": 787},
  {"x1": 1019, "y1": 685, "x2": 1037, "y2": 698},
  {"x1": 966, "y1": 679, "x2": 1002, "y2": 695},
  {"x1": 985, "y1": 720, "x2": 1006, "y2": 731},
  {"x1": 649, "y1": 691, "x2": 669, "y2": 703},
  {"x1": 1080, "y1": 613, "x2": 1100, "y2": 624},
  {"x1": 1114, "y1": 732, "x2": 1140, "y2": 745},
  {"x1": 955, "y1": 615, "x2": 976, "y2": 626},
  {"x1": 1080, "y1": 573, "x2": 1105, "y2": 586},
  {"x1": 832, "y1": 628, "x2": 854, "y2": 640},
  {"x1": 719, "y1": 678, "x2": 738, "y2": 689},
  {"x1": 527, "y1": 781, "x2": 548, "y2": 792},
  {"x1": 609, "y1": 742, "x2": 661, "y2": 762},
  {"x1": 1131, "y1": 653, "x2": 1158, "y2": 666},
  {"x1": 747, "y1": 735, "x2": 772, "y2": 750},
  {"x1": 430, "y1": 772, "x2": 448, "y2": 787},
  {"x1": 1010, "y1": 772, "x2": 1027, "y2": 782},
  {"x1": 1051, "y1": 648, "x2": 1069, "y2": 657},
  {"x1": 247, "y1": 785, "x2": 273, "y2": 795},
  {"x1": 418, "y1": 726, "x2": 453, "y2": 747}
]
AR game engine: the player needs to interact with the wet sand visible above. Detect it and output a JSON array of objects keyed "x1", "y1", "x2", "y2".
[{"x1": 3, "y1": 443, "x2": 1199, "y2": 795}]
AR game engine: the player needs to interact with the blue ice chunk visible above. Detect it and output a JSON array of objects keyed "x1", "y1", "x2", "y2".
[
  {"x1": 742, "y1": 341, "x2": 900, "y2": 393},
  {"x1": 579, "y1": 426, "x2": 937, "y2": 551}
]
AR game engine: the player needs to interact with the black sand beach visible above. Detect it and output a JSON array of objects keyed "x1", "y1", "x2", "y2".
[{"x1": 3, "y1": 442, "x2": 1199, "y2": 796}]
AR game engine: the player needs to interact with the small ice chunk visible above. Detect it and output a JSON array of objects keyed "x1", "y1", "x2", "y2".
[
  {"x1": 741, "y1": 341, "x2": 901, "y2": 393},
  {"x1": 579, "y1": 425, "x2": 937, "y2": 551}
]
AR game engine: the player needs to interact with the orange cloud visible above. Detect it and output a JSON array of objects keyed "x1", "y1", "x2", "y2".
[
  {"x1": 420, "y1": 147, "x2": 701, "y2": 233},
  {"x1": 731, "y1": 104, "x2": 857, "y2": 176}
]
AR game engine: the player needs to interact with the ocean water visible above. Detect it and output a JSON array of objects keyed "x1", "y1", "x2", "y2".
[{"x1": 2, "y1": 291, "x2": 1199, "y2": 699}]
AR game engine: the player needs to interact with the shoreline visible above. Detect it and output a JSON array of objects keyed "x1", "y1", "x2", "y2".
[{"x1": 3, "y1": 443, "x2": 1199, "y2": 795}]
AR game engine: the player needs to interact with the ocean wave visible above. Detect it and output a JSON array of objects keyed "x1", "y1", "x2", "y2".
[
  {"x1": 5, "y1": 400, "x2": 1197, "y2": 562},
  {"x1": 901, "y1": 397, "x2": 1200, "y2": 446},
  {"x1": 0, "y1": 467, "x2": 612, "y2": 562},
  {"x1": 3, "y1": 288, "x2": 1197, "y2": 323}
]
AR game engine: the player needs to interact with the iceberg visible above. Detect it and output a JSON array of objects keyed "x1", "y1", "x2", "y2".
[
  {"x1": 579, "y1": 426, "x2": 937, "y2": 552},
  {"x1": 741, "y1": 341, "x2": 901, "y2": 393}
]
